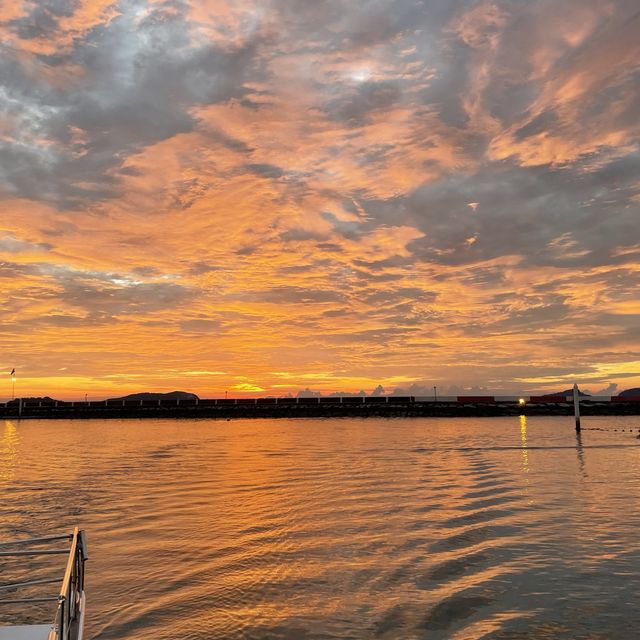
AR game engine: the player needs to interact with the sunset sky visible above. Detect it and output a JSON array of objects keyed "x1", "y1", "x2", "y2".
[{"x1": 1, "y1": 0, "x2": 639, "y2": 400}]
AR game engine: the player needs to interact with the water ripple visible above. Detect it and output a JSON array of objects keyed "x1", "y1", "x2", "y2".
[{"x1": 2, "y1": 416, "x2": 640, "y2": 639}]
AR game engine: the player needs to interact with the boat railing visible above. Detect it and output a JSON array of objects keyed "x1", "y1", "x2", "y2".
[
  {"x1": 0, "y1": 528, "x2": 88, "y2": 640},
  {"x1": 52, "y1": 528, "x2": 87, "y2": 640}
]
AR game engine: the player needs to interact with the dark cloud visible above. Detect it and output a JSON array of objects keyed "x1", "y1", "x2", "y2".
[
  {"x1": 272, "y1": 0, "x2": 462, "y2": 51},
  {"x1": 179, "y1": 319, "x2": 222, "y2": 333},
  {"x1": 325, "y1": 81, "x2": 402, "y2": 126},
  {"x1": 514, "y1": 109, "x2": 559, "y2": 141},
  {"x1": 362, "y1": 287, "x2": 437, "y2": 306},
  {"x1": 316, "y1": 243, "x2": 343, "y2": 252},
  {"x1": 235, "y1": 245, "x2": 259, "y2": 256},
  {"x1": 57, "y1": 273, "x2": 193, "y2": 319},
  {"x1": 251, "y1": 286, "x2": 345, "y2": 304},
  {"x1": 321, "y1": 212, "x2": 364, "y2": 239},
  {"x1": 322, "y1": 308, "x2": 350, "y2": 318},
  {"x1": 321, "y1": 326, "x2": 413, "y2": 345},
  {"x1": 0, "y1": 236, "x2": 53, "y2": 253},
  {"x1": 188, "y1": 262, "x2": 222, "y2": 275},
  {"x1": 0, "y1": 262, "x2": 195, "y2": 327},
  {"x1": 8, "y1": 0, "x2": 76, "y2": 40},
  {"x1": 31, "y1": 313, "x2": 110, "y2": 328},
  {"x1": 346, "y1": 160, "x2": 640, "y2": 269},
  {"x1": 279, "y1": 228, "x2": 329, "y2": 243},
  {"x1": 1, "y1": 0, "x2": 260, "y2": 208},
  {"x1": 244, "y1": 163, "x2": 286, "y2": 179},
  {"x1": 484, "y1": 296, "x2": 573, "y2": 332},
  {"x1": 0, "y1": 261, "x2": 39, "y2": 278},
  {"x1": 458, "y1": 267, "x2": 506, "y2": 288},
  {"x1": 131, "y1": 265, "x2": 160, "y2": 277}
]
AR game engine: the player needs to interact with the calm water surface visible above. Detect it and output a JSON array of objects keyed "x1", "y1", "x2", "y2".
[{"x1": 2, "y1": 416, "x2": 640, "y2": 639}]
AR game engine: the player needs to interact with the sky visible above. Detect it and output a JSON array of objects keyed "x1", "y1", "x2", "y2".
[{"x1": 1, "y1": 0, "x2": 639, "y2": 400}]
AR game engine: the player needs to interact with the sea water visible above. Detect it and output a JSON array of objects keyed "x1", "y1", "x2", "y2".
[{"x1": 2, "y1": 416, "x2": 640, "y2": 639}]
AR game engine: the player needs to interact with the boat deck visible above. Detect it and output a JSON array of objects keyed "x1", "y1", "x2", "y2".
[{"x1": 0, "y1": 625, "x2": 50, "y2": 639}]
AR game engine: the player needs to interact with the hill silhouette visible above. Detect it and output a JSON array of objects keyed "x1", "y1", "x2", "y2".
[
  {"x1": 7, "y1": 396, "x2": 59, "y2": 405},
  {"x1": 107, "y1": 391, "x2": 199, "y2": 401},
  {"x1": 542, "y1": 388, "x2": 590, "y2": 398}
]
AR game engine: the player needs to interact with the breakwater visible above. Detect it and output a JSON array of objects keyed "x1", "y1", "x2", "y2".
[{"x1": 1, "y1": 395, "x2": 639, "y2": 419}]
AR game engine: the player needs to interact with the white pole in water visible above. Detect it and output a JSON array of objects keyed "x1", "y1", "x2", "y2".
[
  {"x1": 18, "y1": 397, "x2": 23, "y2": 419},
  {"x1": 573, "y1": 383, "x2": 581, "y2": 432}
]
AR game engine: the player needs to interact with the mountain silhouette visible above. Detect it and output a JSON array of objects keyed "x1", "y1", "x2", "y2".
[{"x1": 107, "y1": 391, "x2": 199, "y2": 401}]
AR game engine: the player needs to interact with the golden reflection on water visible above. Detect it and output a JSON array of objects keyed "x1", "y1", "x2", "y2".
[
  {"x1": 575, "y1": 430, "x2": 586, "y2": 477},
  {"x1": 519, "y1": 415, "x2": 529, "y2": 473},
  {"x1": 4, "y1": 417, "x2": 640, "y2": 639},
  {"x1": 1, "y1": 420, "x2": 18, "y2": 482}
]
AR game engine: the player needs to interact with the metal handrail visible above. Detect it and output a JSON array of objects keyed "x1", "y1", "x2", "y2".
[
  {"x1": 50, "y1": 527, "x2": 87, "y2": 640},
  {"x1": 0, "y1": 597, "x2": 59, "y2": 604},
  {"x1": 0, "y1": 528, "x2": 87, "y2": 640},
  {"x1": 0, "y1": 550, "x2": 69, "y2": 556},
  {"x1": 59, "y1": 528, "x2": 78, "y2": 602},
  {"x1": 0, "y1": 577, "x2": 61, "y2": 591},
  {"x1": 0, "y1": 534, "x2": 73, "y2": 548}
]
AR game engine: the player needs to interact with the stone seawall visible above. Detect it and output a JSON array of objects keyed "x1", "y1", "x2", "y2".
[{"x1": 1, "y1": 399, "x2": 639, "y2": 420}]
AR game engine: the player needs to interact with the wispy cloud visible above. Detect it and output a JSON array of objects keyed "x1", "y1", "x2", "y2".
[{"x1": 1, "y1": 0, "x2": 638, "y2": 398}]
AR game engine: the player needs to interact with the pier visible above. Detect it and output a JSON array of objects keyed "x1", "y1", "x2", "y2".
[{"x1": 1, "y1": 394, "x2": 639, "y2": 420}]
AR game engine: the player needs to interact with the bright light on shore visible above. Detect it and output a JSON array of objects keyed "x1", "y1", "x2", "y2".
[{"x1": 518, "y1": 398, "x2": 526, "y2": 405}]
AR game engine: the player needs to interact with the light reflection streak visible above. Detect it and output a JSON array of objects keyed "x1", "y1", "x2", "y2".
[
  {"x1": 1, "y1": 420, "x2": 18, "y2": 482},
  {"x1": 519, "y1": 415, "x2": 529, "y2": 473},
  {"x1": 576, "y1": 430, "x2": 586, "y2": 477}
]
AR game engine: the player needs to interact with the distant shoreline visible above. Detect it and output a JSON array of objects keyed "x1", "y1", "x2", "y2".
[{"x1": 2, "y1": 397, "x2": 639, "y2": 420}]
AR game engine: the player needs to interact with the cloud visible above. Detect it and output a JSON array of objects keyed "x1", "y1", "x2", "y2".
[
  {"x1": 58, "y1": 278, "x2": 193, "y2": 319},
  {"x1": 1, "y1": 0, "x2": 639, "y2": 398},
  {"x1": 325, "y1": 80, "x2": 402, "y2": 127},
  {"x1": 179, "y1": 318, "x2": 222, "y2": 333},
  {"x1": 0, "y1": 235, "x2": 53, "y2": 253},
  {"x1": 249, "y1": 286, "x2": 345, "y2": 304},
  {"x1": 1, "y1": 0, "x2": 260, "y2": 208}
]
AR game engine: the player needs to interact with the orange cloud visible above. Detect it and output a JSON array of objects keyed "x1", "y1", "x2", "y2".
[{"x1": 1, "y1": 0, "x2": 638, "y2": 399}]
